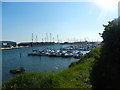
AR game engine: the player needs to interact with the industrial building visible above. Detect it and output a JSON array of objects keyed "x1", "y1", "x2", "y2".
[{"x1": 0, "y1": 41, "x2": 17, "y2": 48}]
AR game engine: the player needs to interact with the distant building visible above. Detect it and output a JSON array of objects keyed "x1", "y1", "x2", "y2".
[{"x1": 0, "y1": 41, "x2": 17, "y2": 48}]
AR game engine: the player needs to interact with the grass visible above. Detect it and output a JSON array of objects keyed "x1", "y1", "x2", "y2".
[{"x1": 2, "y1": 47, "x2": 101, "y2": 89}]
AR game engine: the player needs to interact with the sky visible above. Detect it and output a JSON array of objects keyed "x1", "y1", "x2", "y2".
[{"x1": 2, "y1": 1, "x2": 118, "y2": 43}]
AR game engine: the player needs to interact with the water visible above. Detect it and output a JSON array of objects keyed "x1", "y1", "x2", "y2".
[{"x1": 2, "y1": 44, "x2": 81, "y2": 82}]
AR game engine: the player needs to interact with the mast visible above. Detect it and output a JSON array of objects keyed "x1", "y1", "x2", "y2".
[
  {"x1": 53, "y1": 37, "x2": 54, "y2": 42},
  {"x1": 32, "y1": 33, "x2": 33, "y2": 43},
  {"x1": 42, "y1": 38, "x2": 43, "y2": 42},
  {"x1": 32, "y1": 33, "x2": 33, "y2": 46},
  {"x1": 45, "y1": 37, "x2": 46, "y2": 42},
  {"x1": 36, "y1": 35, "x2": 37, "y2": 42},
  {"x1": 46, "y1": 33, "x2": 48, "y2": 42},
  {"x1": 50, "y1": 33, "x2": 52, "y2": 43},
  {"x1": 57, "y1": 34, "x2": 59, "y2": 43}
]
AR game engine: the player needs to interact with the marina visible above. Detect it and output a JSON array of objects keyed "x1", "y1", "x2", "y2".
[
  {"x1": 2, "y1": 44, "x2": 84, "y2": 82},
  {"x1": 2, "y1": 41, "x2": 100, "y2": 82},
  {"x1": 1, "y1": 1, "x2": 117, "y2": 88},
  {"x1": 28, "y1": 45, "x2": 90, "y2": 59}
]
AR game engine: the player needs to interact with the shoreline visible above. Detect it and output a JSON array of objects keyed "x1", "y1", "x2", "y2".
[{"x1": 0, "y1": 46, "x2": 30, "y2": 50}]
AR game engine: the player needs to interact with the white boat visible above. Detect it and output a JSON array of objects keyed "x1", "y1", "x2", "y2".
[{"x1": 28, "y1": 49, "x2": 42, "y2": 56}]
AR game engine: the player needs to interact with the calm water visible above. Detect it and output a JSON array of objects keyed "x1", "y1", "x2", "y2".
[
  {"x1": 2, "y1": 44, "x2": 89, "y2": 82},
  {"x1": 2, "y1": 44, "x2": 79, "y2": 82}
]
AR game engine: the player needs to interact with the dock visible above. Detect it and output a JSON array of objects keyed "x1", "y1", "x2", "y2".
[{"x1": 28, "y1": 45, "x2": 91, "y2": 59}]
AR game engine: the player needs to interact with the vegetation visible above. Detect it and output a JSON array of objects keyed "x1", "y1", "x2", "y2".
[
  {"x1": 2, "y1": 47, "x2": 101, "y2": 89},
  {"x1": 91, "y1": 17, "x2": 120, "y2": 89},
  {"x1": 3, "y1": 17, "x2": 120, "y2": 89}
]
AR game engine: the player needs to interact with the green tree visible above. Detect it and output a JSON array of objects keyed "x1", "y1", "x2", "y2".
[{"x1": 91, "y1": 17, "x2": 120, "y2": 89}]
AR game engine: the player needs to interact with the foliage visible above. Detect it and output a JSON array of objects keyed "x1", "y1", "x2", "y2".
[
  {"x1": 91, "y1": 17, "x2": 120, "y2": 89},
  {"x1": 2, "y1": 72, "x2": 61, "y2": 89}
]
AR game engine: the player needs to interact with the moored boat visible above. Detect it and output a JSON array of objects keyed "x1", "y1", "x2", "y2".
[{"x1": 28, "y1": 49, "x2": 42, "y2": 56}]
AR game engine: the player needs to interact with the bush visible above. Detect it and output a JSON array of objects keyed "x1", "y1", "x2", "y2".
[
  {"x1": 91, "y1": 17, "x2": 120, "y2": 89},
  {"x1": 2, "y1": 72, "x2": 61, "y2": 89}
]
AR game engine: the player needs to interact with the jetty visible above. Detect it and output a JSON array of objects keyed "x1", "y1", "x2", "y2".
[{"x1": 28, "y1": 45, "x2": 92, "y2": 59}]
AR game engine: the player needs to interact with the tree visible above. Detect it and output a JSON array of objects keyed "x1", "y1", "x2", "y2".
[{"x1": 91, "y1": 17, "x2": 120, "y2": 89}]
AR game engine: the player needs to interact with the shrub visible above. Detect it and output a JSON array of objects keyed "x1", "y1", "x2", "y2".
[{"x1": 91, "y1": 17, "x2": 120, "y2": 89}]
